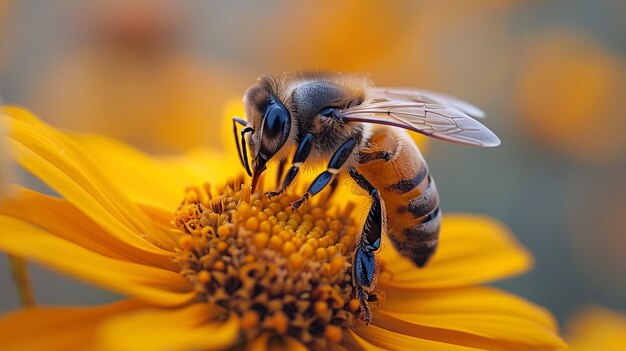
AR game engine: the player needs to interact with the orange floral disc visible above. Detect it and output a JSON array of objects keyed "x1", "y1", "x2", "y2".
[{"x1": 173, "y1": 178, "x2": 376, "y2": 349}]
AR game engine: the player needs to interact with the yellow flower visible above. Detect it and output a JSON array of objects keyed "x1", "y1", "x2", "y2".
[
  {"x1": 0, "y1": 107, "x2": 565, "y2": 350},
  {"x1": 564, "y1": 306, "x2": 626, "y2": 351}
]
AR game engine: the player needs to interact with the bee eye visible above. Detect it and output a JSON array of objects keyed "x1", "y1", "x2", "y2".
[
  {"x1": 319, "y1": 107, "x2": 335, "y2": 117},
  {"x1": 262, "y1": 100, "x2": 289, "y2": 139}
]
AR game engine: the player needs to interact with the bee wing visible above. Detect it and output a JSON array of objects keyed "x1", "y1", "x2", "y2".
[
  {"x1": 341, "y1": 100, "x2": 500, "y2": 147},
  {"x1": 370, "y1": 87, "x2": 486, "y2": 119}
]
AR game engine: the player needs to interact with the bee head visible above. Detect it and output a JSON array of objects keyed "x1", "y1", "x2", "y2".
[{"x1": 241, "y1": 78, "x2": 292, "y2": 191}]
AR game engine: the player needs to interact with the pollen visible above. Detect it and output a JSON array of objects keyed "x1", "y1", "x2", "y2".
[{"x1": 172, "y1": 177, "x2": 369, "y2": 349}]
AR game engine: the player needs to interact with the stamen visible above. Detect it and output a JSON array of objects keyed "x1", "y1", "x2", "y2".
[{"x1": 173, "y1": 180, "x2": 376, "y2": 349}]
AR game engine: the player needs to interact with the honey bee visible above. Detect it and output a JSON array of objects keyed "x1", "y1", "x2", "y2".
[{"x1": 232, "y1": 72, "x2": 499, "y2": 322}]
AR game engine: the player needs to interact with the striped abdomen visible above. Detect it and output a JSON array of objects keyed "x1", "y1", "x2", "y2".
[{"x1": 355, "y1": 127, "x2": 441, "y2": 267}]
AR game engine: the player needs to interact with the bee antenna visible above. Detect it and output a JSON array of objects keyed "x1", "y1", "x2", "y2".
[
  {"x1": 240, "y1": 127, "x2": 254, "y2": 177},
  {"x1": 232, "y1": 117, "x2": 253, "y2": 177}
]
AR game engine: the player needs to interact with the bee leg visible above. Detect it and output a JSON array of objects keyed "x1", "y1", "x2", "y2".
[
  {"x1": 266, "y1": 133, "x2": 314, "y2": 198},
  {"x1": 357, "y1": 287, "x2": 373, "y2": 324},
  {"x1": 291, "y1": 138, "x2": 357, "y2": 210},
  {"x1": 349, "y1": 168, "x2": 384, "y2": 251},
  {"x1": 349, "y1": 168, "x2": 384, "y2": 323}
]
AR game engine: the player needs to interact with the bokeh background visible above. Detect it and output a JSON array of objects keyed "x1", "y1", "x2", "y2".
[{"x1": 1, "y1": 0, "x2": 625, "y2": 331}]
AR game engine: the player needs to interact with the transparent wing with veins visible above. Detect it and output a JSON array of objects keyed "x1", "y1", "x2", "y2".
[
  {"x1": 341, "y1": 88, "x2": 500, "y2": 147},
  {"x1": 370, "y1": 87, "x2": 486, "y2": 119}
]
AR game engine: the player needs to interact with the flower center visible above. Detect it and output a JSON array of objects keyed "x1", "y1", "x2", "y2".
[{"x1": 173, "y1": 177, "x2": 366, "y2": 348}]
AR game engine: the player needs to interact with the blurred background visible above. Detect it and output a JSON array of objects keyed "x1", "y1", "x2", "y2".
[{"x1": 0, "y1": 0, "x2": 624, "y2": 330}]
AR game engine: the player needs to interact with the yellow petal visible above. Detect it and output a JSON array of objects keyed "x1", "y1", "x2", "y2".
[
  {"x1": 566, "y1": 306, "x2": 626, "y2": 351},
  {"x1": 342, "y1": 330, "x2": 385, "y2": 351},
  {"x1": 159, "y1": 148, "x2": 241, "y2": 190},
  {"x1": 74, "y1": 127, "x2": 243, "y2": 212},
  {"x1": 0, "y1": 215, "x2": 195, "y2": 306},
  {"x1": 97, "y1": 303, "x2": 238, "y2": 351},
  {"x1": 375, "y1": 286, "x2": 565, "y2": 349},
  {"x1": 245, "y1": 335, "x2": 310, "y2": 351},
  {"x1": 73, "y1": 133, "x2": 237, "y2": 211},
  {"x1": 380, "y1": 214, "x2": 531, "y2": 289},
  {"x1": 0, "y1": 299, "x2": 143, "y2": 351},
  {"x1": 328, "y1": 343, "x2": 351, "y2": 351},
  {"x1": 3, "y1": 107, "x2": 177, "y2": 251},
  {"x1": 381, "y1": 286, "x2": 557, "y2": 330},
  {"x1": 246, "y1": 334, "x2": 272, "y2": 351},
  {"x1": 138, "y1": 202, "x2": 185, "y2": 236},
  {"x1": 1, "y1": 185, "x2": 176, "y2": 270},
  {"x1": 369, "y1": 305, "x2": 565, "y2": 350},
  {"x1": 349, "y1": 327, "x2": 485, "y2": 351},
  {"x1": 274, "y1": 337, "x2": 309, "y2": 351}
]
